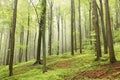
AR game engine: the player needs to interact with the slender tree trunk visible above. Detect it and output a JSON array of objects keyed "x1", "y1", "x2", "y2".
[
  {"x1": 73, "y1": 2, "x2": 77, "y2": 52},
  {"x1": 48, "y1": 1, "x2": 53, "y2": 55},
  {"x1": 99, "y1": 0, "x2": 108, "y2": 54},
  {"x1": 115, "y1": 0, "x2": 119, "y2": 30},
  {"x1": 3, "y1": 34, "x2": 8, "y2": 65},
  {"x1": 105, "y1": 0, "x2": 117, "y2": 63},
  {"x1": 71, "y1": 0, "x2": 74, "y2": 55},
  {"x1": 34, "y1": 23, "x2": 42, "y2": 65},
  {"x1": 84, "y1": 14, "x2": 87, "y2": 42},
  {"x1": 57, "y1": 8, "x2": 60, "y2": 55},
  {"x1": 0, "y1": 32, "x2": 3, "y2": 52},
  {"x1": 30, "y1": 0, "x2": 42, "y2": 65},
  {"x1": 6, "y1": 29, "x2": 11, "y2": 65},
  {"x1": 92, "y1": 0, "x2": 102, "y2": 60},
  {"x1": 34, "y1": 28, "x2": 37, "y2": 59},
  {"x1": 48, "y1": 22, "x2": 52, "y2": 55},
  {"x1": 0, "y1": 32, "x2": 2, "y2": 64},
  {"x1": 34, "y1": 0, "x2": 48, "y2": 65},
  {"x1": 25, "y1": 5, "x2": 30, "y2": 62},
  {"x1": 89, "y1": 1, "x2": 92, "y2": 46},
  {"x1": 61, "y1": 16, "x2": 64, "y2": 54},
  {"x1": 9, "y1": 0, "x2": 18, "y2": 76},
  {"x1": 57, "y1": 17, "x2": 60, "y2": 55},
  {"x1": 41, "y1": 0, "x2": 47, "y2": 73},
  {"x1": 25, "y1": 28, "x2": 29, "y2": 62},
  {"x1": 64, "y1": 18, "x2": 67, "y2": 52},
  {"x1": 19, "y1": 26, "x2": 24, "y2": 62},
  {"x1": 78, "y1": 0, "x2": 82, "y2": 53}
]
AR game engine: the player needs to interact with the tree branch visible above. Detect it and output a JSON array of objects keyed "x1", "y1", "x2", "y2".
[{"x1": 30, "y1": 0, "x2": 40, "y2": 23}]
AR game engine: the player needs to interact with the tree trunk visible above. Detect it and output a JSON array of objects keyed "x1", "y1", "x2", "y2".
[
  {"x1": 33, "y1": 28, "x2": 37, "y2": 59},
  {"x1": 6, "y1": 29, "x2": 11, "y2": 65},
  {"x1": 78, "y1": 0, "x2": 82, "y2": 53},
  {"x1": 73, "y1": 2, "x2": 77, "y2": 52},
  {"x1": 3, "y1": 34, "x2": 8, "y2": 65},
  {"x1": 61, "y1": 16, "x2": 64, "y2": 54},
  {"x1": 41, "y1": 0, "x2": 47, "y2": 73},
  {"x1": 105, "y1": 0, "x2": 117, "y2": 63},
  {"x1": 48, "y1": 1, "x2": 53, "y2": 55},
  {"x1": 99, "y1": 0, "x2": 108, "y2": 54},
  {"x1": 9, "y1": 0, "x2": 18, "y2": 76},
  {"x1": 64, "y1": 17, "x2": 67, "y2": 52},
  {"x1": 89, "y1": 1, "x2": 92, "y2": 46},
  {"x1": 0, "y1": 32, "x2": 3, "y2": 52},
  {"x1": 92, "y1": 0, "x2": 102, "y2": 60},
  {"x1": 34, "y1": 23, "x2": 42, "y2": 65},
  {"x1": 19, "y1": 26, "x2": 24, "y2": 62},
  {"x1": 84, "y1": 14, "x2": 87, "y2": 38},
  {"x1": 25, "y1": 4, "x2": 30, "y2": 62},
  {"x1": 71, "y1": 0, "x2": 74, "y2": 55},
  {"x1": 57, "y1": 7, "x2": 60, "y2": 55}
]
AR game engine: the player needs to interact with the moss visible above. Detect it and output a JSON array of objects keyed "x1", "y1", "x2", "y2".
[{"x1": 1, "y1": 51, "x2": 120, "y2": 80}]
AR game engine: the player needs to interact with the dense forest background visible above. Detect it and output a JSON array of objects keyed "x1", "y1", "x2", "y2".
[{"x1": 0, "y1": 0, "x2": 120, "y2": 80}]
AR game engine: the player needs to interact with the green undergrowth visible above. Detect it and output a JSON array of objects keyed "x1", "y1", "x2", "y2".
[{"x1": 0, "y1": 50, "x2": 120, "y2": 80}]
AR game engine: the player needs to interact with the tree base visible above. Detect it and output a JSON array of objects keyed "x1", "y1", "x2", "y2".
[
  {"x1": 110, "y1": 59, "x2": 117, "y2": 64},
  {"x1": 33, "y1": 60, "x2": 43, "y2": 65},
  {"x1": 94, "y1": 58, "x2": 100, "y2": 61}
]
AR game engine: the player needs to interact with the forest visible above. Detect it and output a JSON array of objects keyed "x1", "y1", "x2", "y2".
[{"x1": 0, "y1": 0, "x2": 120, "y2": 80}]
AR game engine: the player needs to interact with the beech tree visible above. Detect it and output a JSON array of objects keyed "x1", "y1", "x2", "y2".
[
  {"x1": 48, "y1": 0, "x2": 54, "y2": 56},
  {"x1": 78, "y1": 0, "x2": 82, "y2": 53},
  {"x1": 25, "y1": 2, "x2": 30, "y2": 62},
  {"x1": 71, "y1": 0, "x2": 75, "y2": 55},
  {"x1": 0, "y1": 0, "x2": 120, "y2": 78},
  {"x1": 30, "y1": 0, "x2": 43, "y2": 65},
  {"x1": 56, "y1": 7, "x2": 60, "y2": 55},
  {"x1": 105, "y1": 0, "x2": 117, "y2": 63},
  {"x1": 18, "y1": 26, "x2": 24, "y2": 62},
  {"x1": 9, "y1": 0, "x2": 18, "y2": 76},
  {"x1": 92, "y1": 0, "x2": 101, "y2": 60},
  {"x1": 99, "y1": 0, "x2": 108, "y2": 54},
  {"x1": 41, "y1": 0, "x2": 47, "y2": 73}
]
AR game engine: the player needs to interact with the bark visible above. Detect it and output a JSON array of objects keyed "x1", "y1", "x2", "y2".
[
  {"x1": 105, "y1": 0, "x2": 117, "y2": 63},
  {"x1": 19, "y1": 26, "x2": 24, "y2": 62},
  {"x1": 34, "y1": 23, "x2": 42, "y2": 65},
  {"x1": 57, "y1": 18, "x2": 60, "y2": 55},
  {"x1": 73, "y1": 2, "x2": 77, "y2": 52},
  {"x1": 3, "y1": 34, "x2": 8, "y2": 65},
  {"x1": 99, "y1": 0, "x2": 108, "y2": 54},
  {"x1": 33, "y1": 28, "x2": 37, "y2": 59},
  {"x1": 30, "y1": 0, "x2": 42, "y2": 65},
  {"x1": 61, "y1": 16, "x2": 64, "y2": 54},
  {"x1": 84, "y1": 14, "x2": 88, "y2": 42},
  {"x1": 6, "y1": 29, "x2": 11, "y2": 65},
  {"x1": 0, "y1": 33, "x2": 3, "y2": 52},
  {"x1": 48, "y1": 1, "x2": 53, "y2": 55},
  {"x1": 64, "y1": 18, "x2": 67, "y2": 52},
  {"x1": 92, "y1": 0, "x2": 102, "y2": 60},
  {"x1": 89, "y1": 1, "x2": 92, "y2": 46},
  {"x1": 71, "y1": 0, "x2": 74, "y2": 55},
  {"x1": 41, "y1": 0, "x2": 47, "y2": 73},
  {"x1": 78, "y1": 0, "x2": 82, "y2": 53},
  {"x1": 57, "y1": 7, "x2": 60, "y2": 55},
  {"x1": 25, "y1": 3, "x2": 30, "y2": 62},
  {"x1": 9, "y1": 0, "x2": 18, "y2": 76}
]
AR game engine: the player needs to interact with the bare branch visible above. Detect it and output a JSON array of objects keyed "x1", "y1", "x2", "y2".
[
  {"x1": 30, "y1": 0, "x2": 40, "y2": 23},
  {"x1": 96, "y1": 2, "x2": 102, "y2": 16}
]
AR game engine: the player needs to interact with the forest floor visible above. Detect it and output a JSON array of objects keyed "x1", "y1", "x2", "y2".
[{"x1": 0, "y1": 49, "x2": 120, "y2": 80}]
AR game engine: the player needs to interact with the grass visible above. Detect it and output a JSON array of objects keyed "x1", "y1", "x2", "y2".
[{"x1": 0, "y1": 49, "x2": 120, "y2": 80}]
